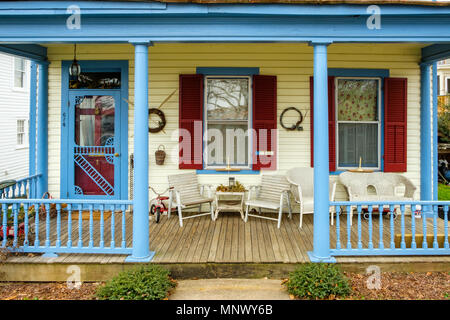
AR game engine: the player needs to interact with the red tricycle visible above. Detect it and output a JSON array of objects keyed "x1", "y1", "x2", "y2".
[{"x1": 149, "y1": 186, "x2": 173, "y2": 223}]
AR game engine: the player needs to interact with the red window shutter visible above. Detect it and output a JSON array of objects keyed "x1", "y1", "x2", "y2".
[
  {"x1": 384, "y1": 78, "x2": 407, "y2": 172},
  {"x1": 252, "y1": 75, "x2": 277, "y2": 170},
  {"x1": 179, "y1": 74, "x2": 203, "y2": 169},
  {"x1": 309, "y1": 76, "x2": 336, "y2": 172}
]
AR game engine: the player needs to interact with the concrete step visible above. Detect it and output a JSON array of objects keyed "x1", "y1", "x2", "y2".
[{"x1": 169, "y1": 278, "x2": 291, "y2": 300}]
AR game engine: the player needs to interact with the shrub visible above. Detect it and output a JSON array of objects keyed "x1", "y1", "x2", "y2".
[
  {"x1": 96, "y1": 265, "x2": 176, "y2": 300},
  {"x1": 285, "y1": 263, "x2": 351, "y2": 299}
]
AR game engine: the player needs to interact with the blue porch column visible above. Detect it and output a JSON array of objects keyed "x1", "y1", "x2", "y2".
[
  {"x1": 420, "y1": 63, "x2": 432, "y2": 202},
  {"x1": 432, "y1": 62, "x2": 438, "y2": 201},
  {"x1": 308, "y1": 42, "x2": 335, "y2": 263},
  {"x1": 36, "y1": 61, "x2": 48, "y2": 198},
  {"x1": 125, "y1": 42, "x2": 154, "y2": 262},
  {"x1": 29, "y1": 61, "x2": 37, "y2": 180}
]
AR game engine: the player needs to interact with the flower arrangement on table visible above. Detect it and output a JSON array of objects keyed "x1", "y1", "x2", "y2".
[{"x1": 216, "y1": 180, "x2": 246, "y2": 192}]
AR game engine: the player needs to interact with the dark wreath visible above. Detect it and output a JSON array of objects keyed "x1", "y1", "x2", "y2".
[
  {"x1": 280, "y1": 107, "x2": 304, "y2": 131},
  {"x1": 148, "y1": 108, "x2": 166, "y2": 133}
]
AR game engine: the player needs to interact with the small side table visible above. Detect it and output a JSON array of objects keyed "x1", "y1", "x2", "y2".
[{"x1": 214, "y1": 192, "x2": 245, "y2": 220}]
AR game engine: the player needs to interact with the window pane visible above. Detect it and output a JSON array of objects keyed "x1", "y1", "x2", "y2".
[
  {"x1": 338, "y1": 123, "x2": 378, "y2": 167},
  {"x1": 17, "y1": 134, "x2": 23, "y2": 145},
  {"x1": 14, "y1": 71, "x2": 24, "y2": 88},
  {"x1": 17, "y1": 120, "x2": 25, "y2": 133},
  {"x1": 206, "y1": 78, "x2": 249, "y2": 120},
  {"x1": 75, "y1": 95, "x2": 115, "y2": 146},
  {"x1": 69, "y1": 71, "x2": 121, "y2": 89},
  {"x1": 337, "y1": 79, "x2": 378, "y2": 121},
  {"x1": 14, "y1": 58, "x2": 25, "y2": 72},
  {"x1": 206, "y1": 123, "x2": 248, "y2": 167}
]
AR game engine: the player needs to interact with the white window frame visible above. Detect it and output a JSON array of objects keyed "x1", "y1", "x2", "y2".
[
  {"x1": 203, "y1": 75, "x2": 252, "y2": 170},
  {"x1": 12, "y1": 57, "x2": 28, "y2": 91},
  {"x1": 335, "y1": 77, "x2": 382, "y2": 171},
  {"x1": 445, "y1": 76, "x2": 450, "y2": 94},
  {"x1": 16, "y1": 119, "x2": 28, "y2": 149}
]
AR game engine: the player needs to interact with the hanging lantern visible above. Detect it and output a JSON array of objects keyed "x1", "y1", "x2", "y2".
[{"x1": 69, "y1": 44, "x2": 81, "y2": 77}]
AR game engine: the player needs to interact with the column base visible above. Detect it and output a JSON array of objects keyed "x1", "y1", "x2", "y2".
[
  {"x1": 124, "y1": 251, "x2": 155, "y2": 263},
  {"x1": 42, "y1": 252, "x2": 58, "y2": 258},
  {"x1": 307, "y1": 251, "x2": 336, "y2": 263}
]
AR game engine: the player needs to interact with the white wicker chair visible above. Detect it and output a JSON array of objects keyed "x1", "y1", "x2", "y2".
[
  {"x1": 244, "y1": 175, "x2": 292, "y2": 229},
  {"x1": 167, "y1": 172, "x2": 214, "y2": 227},
  {"x1": 338, "y1": 171, "x2": 417, "y2": 223},
  {"x1": 286, "y1": 167, "x2": 337, "y2": 229}
]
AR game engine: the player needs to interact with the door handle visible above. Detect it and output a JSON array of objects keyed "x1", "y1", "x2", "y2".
[{"x1": 114, "y1": 153, "x2": 120, "y2": 157}]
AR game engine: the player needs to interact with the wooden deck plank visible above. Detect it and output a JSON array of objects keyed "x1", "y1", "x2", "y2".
[
  {"x1": 256, "y1": 215, "x2": 270, "y2": 262},
  {"x1": 266, "y1": 219, "x2": 284, "y2": 262},
  {"x1": 179, "y1": 215, "x2": 202, "y2": 263},
  {"x1": 168, "y1": 214, "x2": 195, "y2": 263},
  {"x1": 207, "y1": 216, "x2": 222, "y2": 262},
  {"x1": 219, "y1": 215, "x2": 232, "y2": 262},
  {"x1": 151, "y1": 215, "x2": 179, "y2": 262},
  {"x1": 193, "y1": 217, "x2": 212, "y2": 263},
  {"x1": 198, "y1": 218, "x2": 214, "y2": 263},
  {"x1": 149, "y1": 213, "x2": 175, "y2": 260},
  {"x1": 237, "y1": 215, "x2": 246, "y2": 262},
  {"x1": 278, "y1": 215, "x2": 300, "y2": 263},
  {"x1": 284, "y1": 215, "x2": 308, "y2": 263},
  {"x1": 244, "y1": 215, "x2": 253, "y2": 263},
  {"x1": 154, "y1": 215, "x2": 186, "y2": 263},
  {"x1": 249, "y1": 215, "x2": 261, "y2": 263},
  {"x1": 217, "y1": 215, "x2": 230, "y2": 263},
  {"x1": 281, "y1": 217, "x2": 303, "y2": 263},
  {"x1": 230, "y1": 213, "x2": 239, "y2": 262}
]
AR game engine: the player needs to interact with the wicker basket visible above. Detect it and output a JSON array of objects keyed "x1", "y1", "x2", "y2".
[{"x1": 155, "y1": 145, "x2": 166, "y2": 165}]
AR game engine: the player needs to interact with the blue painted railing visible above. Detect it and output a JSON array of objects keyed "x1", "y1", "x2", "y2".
[
  {"x1": 0, "y1": 174, "x2": 42, "y2": 199},
  {"x1": 0, "y1": 198, "x2": 133, "y2": 255},
  {"x1": 330, "y1": 201, "x2": 450, "y2": 256}
]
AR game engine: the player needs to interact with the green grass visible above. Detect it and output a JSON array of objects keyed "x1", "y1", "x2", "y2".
[{"x1": 438, "y1": 183, "x2": 450, "y2": 201}]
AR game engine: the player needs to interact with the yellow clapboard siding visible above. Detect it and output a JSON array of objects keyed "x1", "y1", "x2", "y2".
[{"x1": 45, "y1": 43, "x2": 424, "y2": 201}]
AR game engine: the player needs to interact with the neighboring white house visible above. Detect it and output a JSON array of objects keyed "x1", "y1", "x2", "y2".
[
  {"x1": 0, "y1": 53, "x2": 30, "y2": 181},
  {"x1": 438, "y1": 59, "x2": 450, "y2": 96}
]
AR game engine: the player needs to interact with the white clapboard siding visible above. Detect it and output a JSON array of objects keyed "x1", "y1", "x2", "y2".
[
  {"x1": 45, "y1": 43, "x2": 424, "y2": 204},
  {"x1": 0, "y1": 53, "x2": 30, "y2": 181}
]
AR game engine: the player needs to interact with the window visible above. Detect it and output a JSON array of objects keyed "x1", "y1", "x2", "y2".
[
  {"x1": 336, "y1": 78, "x2": 381, "y2": 169},
  {"x1": 310, "y1": 72, "x2": 406, "y2": 173},
  {"x1": 204, "y1": 76, "x2": 251, "y2": 168},
  {"x1": 69, "y1": 71, "x2": 121, "y2": 89},
  {"x1": 179, "y1": 73, "x2": 277, "y2": 171},
  {"x1": 13, "y1": 57, "x2": 26, "y2": 89},
  {"x1": 446, "y1": 77, "x2": 450, "y2": 94},
  {"x1": 16, "y1": 119, "x2": 27, "y2": 147}
]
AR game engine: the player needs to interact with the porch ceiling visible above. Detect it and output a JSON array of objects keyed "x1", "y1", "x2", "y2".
[{"x1": 0, "y1": 1, "x2": 450, "y2": 43}]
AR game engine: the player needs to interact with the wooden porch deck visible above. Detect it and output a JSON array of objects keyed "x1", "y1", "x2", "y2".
[{"x1": 4, "y1": 210, "x2": 449, "y2": 265}]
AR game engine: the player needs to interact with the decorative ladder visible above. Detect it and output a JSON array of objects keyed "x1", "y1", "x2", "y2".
[{"x1": 74, "y1": 154, "x2": 114, "y2": 196}]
